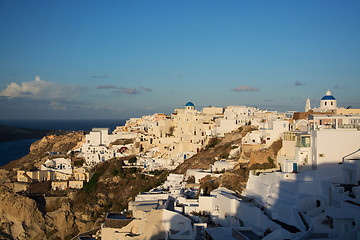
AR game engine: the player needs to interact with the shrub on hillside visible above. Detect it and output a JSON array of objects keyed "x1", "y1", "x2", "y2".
[
  {"x1": 128, "y1": 156, "x2": 137, "y2": 164},
  {"x1": 267, "y1": 156, "x2": 276, "y2": 167},
  {"x1": 73, "y1": 159, "x2": 84, "y2": 167},
  {"x1": 205, "y1": 138, "x2": 221, "y2": 150},
  {"x1": 83, "y1": 171, "x2": 102, "y2": 193}
]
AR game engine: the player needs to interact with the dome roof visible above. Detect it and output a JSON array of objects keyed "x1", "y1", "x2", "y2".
[
  {"x1": 185, "y1": 102, "x2": 194, "y2": 107},
  {"x1": 321, "y1": 90, "x2": 336, "y2": 100},
  {"x1": 321, "y1": 95, "x2": 336, "y2": 100}
]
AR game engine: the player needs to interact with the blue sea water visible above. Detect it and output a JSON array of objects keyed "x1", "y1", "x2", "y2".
[
  {"x1": 0, "y1": 138, "x2": 39, "y2": 167},
  {"x1": 0, "y1": 119, "x2": 127, "y2": 167}
]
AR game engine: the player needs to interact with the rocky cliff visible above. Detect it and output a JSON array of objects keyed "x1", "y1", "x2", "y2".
[
  {"x1": 0, "y1": 132, "x2": 88, "y2": 239},
  {"x1": 0, "y1": 185, "x2": 46, "y2": 239}
]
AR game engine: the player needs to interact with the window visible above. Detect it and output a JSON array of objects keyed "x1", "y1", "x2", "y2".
[{"x1": 297, "y1": 136, "x2": 310, "y2": 147}]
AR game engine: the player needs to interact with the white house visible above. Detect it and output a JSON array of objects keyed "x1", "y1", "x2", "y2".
[
  {"x1": 41, "y1": 158, "x2": 72, "y2": 174},
  {"x1": 211, "y1": 160, "x2": 236, "y2": 172}
]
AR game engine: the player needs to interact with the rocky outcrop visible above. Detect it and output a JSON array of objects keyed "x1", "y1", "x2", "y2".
[
  {"x1": 30, "y1": 131, "x2": 84, "y2": 155},
  {"x1": 0, "y1": 184, "x2": 97, "y2": 240},
  {"x1": 47, "y1": 202, "x2": 76, "y2": 239},
  {"x1": 248, "y1": 139, "x2": 282, "y2": 167},
  {"x1": 0, "y1": 185, "x2": 46, "y2": 240}
]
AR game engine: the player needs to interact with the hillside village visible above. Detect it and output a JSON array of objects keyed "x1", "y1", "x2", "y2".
[{"x1": 2, "y1": 90, "x2": 360, "y2": 240}]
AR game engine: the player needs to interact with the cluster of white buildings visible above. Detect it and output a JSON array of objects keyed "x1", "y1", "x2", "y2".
[
  {"x1": 79, "y1": 90, "x2": 360, "y2": 239},
  {"x1": 78, "y1": 101, "x2": 294, "y2": 171},
  {"x1": 78, "y1": 127, "x2": 137, "y2": 166},
  {"x1": 278, "y1": 91, "x2": 360, "y2": 174}
]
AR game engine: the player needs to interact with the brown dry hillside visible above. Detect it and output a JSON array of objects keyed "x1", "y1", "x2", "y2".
[
  {"x1": 249, "y1": 139, "x2": 282, "y2": 167},
  {"x1": 174, "y1": 126, "x2": 257, "y2": 174},
  {"x1": 78, "y1": 157, "x2": 169, "y2": 210}
]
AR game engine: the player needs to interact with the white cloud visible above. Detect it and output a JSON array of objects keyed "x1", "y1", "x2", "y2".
[
  {"x1": 0, "y1": 76, "x2": 88, "y2": 100},
  {"x1": 231, "y1": 85, "x2": 260, "y2": 92}
]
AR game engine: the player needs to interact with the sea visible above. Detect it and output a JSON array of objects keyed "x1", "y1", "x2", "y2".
[{"x1": 0, "y1": 119, "x2": 127, "y2": 167}]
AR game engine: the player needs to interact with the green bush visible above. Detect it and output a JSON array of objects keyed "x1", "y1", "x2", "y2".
[
  {"x1": 128, "y1": 156, "x2": 137, "y2": 164},
  {"x1": 205, "y1": 138, "x2": 220, "y2": 149},
  {"x1": 267, "y1": 156, "x2": 275, "y2": 167},
  {"x1": 249, "y1": 162, "x2": 275, "y2": 171},
  {"x1": 83, "y1": 172, "x2": 102, "y2": 193},
  {"x1": 74, "y1": 159, "x2": 84, "y2": 167},
  {"x1": 149, "y1": 170, "x2": 164, "y2": 176}
]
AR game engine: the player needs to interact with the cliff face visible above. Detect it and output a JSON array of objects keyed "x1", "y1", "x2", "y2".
[
  {"x1": 0, "y1": 182, "x2": 93, "y2": 240},
  {"x1": 0, "y1": 132, "x2": 87, "y2": 239},
  {"x1": 0, "y1": 185, "x2": 46, "y2": 239}
]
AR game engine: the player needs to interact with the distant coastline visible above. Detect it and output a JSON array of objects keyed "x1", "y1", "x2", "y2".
[{"x1": 0, "y1": 119, "x2": 127, "y2": 133}]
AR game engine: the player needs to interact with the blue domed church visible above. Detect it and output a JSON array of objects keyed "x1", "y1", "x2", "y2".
[
  {"x1": 185, "y1": 102, "x2": 195, "y2": 110},
  {"x1": 320, "y1": 90, "x2": 337, "y2": 111}
]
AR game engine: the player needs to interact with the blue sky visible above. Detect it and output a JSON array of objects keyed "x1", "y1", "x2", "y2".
[{"x1": 0, "y1": 0, "x2": 359, "y2": 119}]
